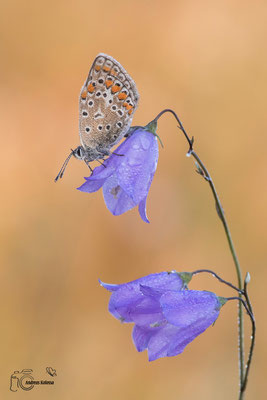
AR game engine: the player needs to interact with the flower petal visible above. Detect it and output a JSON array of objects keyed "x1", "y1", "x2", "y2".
[
  {"x1": 160, "y1": 290, "x2": 220, "y2": 327},
  {"x1": 102, "y1": 272, "x2": 184, "y2": 323},
  {"x1": 129, "y1": 296, "x2": 164, "y2": 326},
  {"x1": 135, "y1": 290, "x2": 222, "y2": 361},
  {"x1": 77, "y1": 127, "x2": 159, "y2": 221},
  {"x1": 133, "y1": 322, "x2": 188, "y2": 361},
  {"x1": 116, "y1": 129, "x2": 159, "y2": 203},
  {"x1": 77, "y1": 177, "x2": 106, "y2": 193},
  {"x1": 77, "y1": 146, "x2": 125, "y2": 191},
  {"x1": 138, "y1": 196, "x2": 149, "y2": 223},
  {"x1": 107, "y1": 284, "x2": 144, "y2": 322},
  {"x1": 99, "y1": 280, "x2": 120, "y2": 292},
  {"x1": 139, "y1": 285, "x2": 166, "y2": 299},
  {"x1": 85, "y1": 153, "x2": 122, "y2": 180},
  {"x1": 144, "y1": 320, "x2": 220, "y2": 361},
  {"x1": 102, "y1": 174, "x2": 136, "y2": 216},
  {"x1": 132, "y1": 324, "x2": 161, "y2": 353},
  {"x1": 146, "y1": 323, "x2": 181, "y2": 361},
  {"x1": 118, "y1": 272, "x2": 184, "y2": 293}
]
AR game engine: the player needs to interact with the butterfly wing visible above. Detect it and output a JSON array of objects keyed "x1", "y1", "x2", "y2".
[{"x1": 79, "y1": 53, "x2": 139, "y2": 154}]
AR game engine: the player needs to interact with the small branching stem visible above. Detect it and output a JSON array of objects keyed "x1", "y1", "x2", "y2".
[
  {"x1": 152, "y1": 109, "x2": 256, "y2": 399},
  {"x1": 192, "y1": 269, "x2": 243, "y2": 294}
]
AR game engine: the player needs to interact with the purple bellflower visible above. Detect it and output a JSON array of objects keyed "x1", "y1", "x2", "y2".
[
  {"x1": 77, "y1": 126, "x2": 159, "y2": 223},
  {"x1": 100, "y1": 271, "x2": 225, "y2": 361}
]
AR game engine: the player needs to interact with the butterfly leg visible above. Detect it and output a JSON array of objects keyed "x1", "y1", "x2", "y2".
[
  {"x1": 96, "y1": 148, "x2": 112, "y2": 163},
  {"x1": 111, "y1": 152, "x2": 124, "y2": 157},
  {"x1": 97, "y1": 159, "x2": 107, "y2": 168},
  {"x1": 85, "y1": 160, "x2": 93, "y2": 173}
]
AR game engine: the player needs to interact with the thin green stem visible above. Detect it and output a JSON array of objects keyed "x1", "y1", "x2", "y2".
[
  {"x1": 192, "y1": 268, "x2": 243, "y2": 294},
  {"x1": 190, "y1": 149, "x2": 245, "y2": 397},
  {"x1": 153, "y1": 109, "x2": 245, "y2": 398},
  {"x1": 241, "y1": 277, "x2": 256, "y2": 395},
  {"x1": 227, "y1": 297, "x2": 253, "y2": 322},
  {"x1": 190, "y1": 149, "x2": 245, "y2": 396}
]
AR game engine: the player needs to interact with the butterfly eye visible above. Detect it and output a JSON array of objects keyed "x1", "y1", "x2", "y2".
[{"x1": 74, "y1": 147, "x2": 84, "y2": 159}]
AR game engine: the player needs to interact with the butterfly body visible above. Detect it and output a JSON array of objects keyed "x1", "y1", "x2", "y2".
[
  {"x1": 55, "y1": 53, "x2": 139, "y2": 181},
  {"x1": 72, "y1": 144, "x2": 109, "y2": 163}
]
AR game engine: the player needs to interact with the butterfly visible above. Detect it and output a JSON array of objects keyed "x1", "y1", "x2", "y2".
[{"x1": 55, "y1": 53, "x2": 139, "y2": 181}]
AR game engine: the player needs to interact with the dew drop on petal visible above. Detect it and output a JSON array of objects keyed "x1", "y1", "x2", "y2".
[
  {"x1": 140, "y1": 135, "x2": 151, "y2": 150},
  {"x1": 128, "y1": 157, "x2": 140, "y2": 166}
]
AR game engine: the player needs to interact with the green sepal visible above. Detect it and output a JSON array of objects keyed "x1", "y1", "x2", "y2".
[
  {"x1": 145, "y1": 120, "x2": 164, "y2": 148},
  {"x1": 177, "y1": 271, "x2": 193, "y2": 287},
  {"x1": 145, "y1": 119, "x2": 157, "y2": 134},
  {"x1": 218, "y1": 296, "x2": 228, "y2": 307}
]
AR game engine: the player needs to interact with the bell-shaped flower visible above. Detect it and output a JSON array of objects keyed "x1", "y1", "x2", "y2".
[
  {"x1": 100, "y1": 272, "x2": 225, "y2": 361},
  {"x1": 77, "y1": 126, "x2": 159, "y2": 223}
]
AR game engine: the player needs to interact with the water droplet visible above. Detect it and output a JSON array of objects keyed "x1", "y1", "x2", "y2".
[{"x1": 140, "y1": 135, "x2": 150, "y2": 150}]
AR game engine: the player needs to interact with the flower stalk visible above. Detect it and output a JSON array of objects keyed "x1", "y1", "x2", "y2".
[
  {"x1": 152, "y1": 109, "x2": 254, "y2": 399},
  {"x1": 241, "y1": 276, "x2": 255, "y2": 394},
  {"x1": 192, "y1": 269, "x2": 242, "y2": 294}
]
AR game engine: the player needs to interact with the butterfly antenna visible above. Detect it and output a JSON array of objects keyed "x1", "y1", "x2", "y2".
[{"x1": 54, "y1": 150, "x2": 74, "y2": 182}]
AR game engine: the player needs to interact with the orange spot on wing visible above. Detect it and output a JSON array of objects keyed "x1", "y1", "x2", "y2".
[
  {"x1": 81, "y1": 90, "x2": 87, "y2": 99},
  {"x1": 103, "y1": 66, "x2": 111, "y2": 72},
  {"x1": 111, "y1": 69, "x2": 117, "y2": 76},
  {"x1": 111, "y1": 85, "x2": 120, "y2": 93},
  {"x1": 128, "y1": 108, "x2": 133, "y2": 115},
  {"x1": 105, "y1": 79, "x2": 113, "y2": 88},
  {"x1": 95, "y1": 65, "x2": 101, "y2": 71},
  {"x1": 87, "y1": 83, "x2": 95, "y2": 93},
  {"x1": 118, "y1": 92, "x2": 127, "y2": 100},
  {"x1": 123, "y1": 102, "x2": 132, "y2": 110}
]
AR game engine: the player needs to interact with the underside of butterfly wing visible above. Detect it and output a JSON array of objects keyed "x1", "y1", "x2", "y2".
[{"x1": 79, "y1": 53, "x2": 139, "y2": 159}]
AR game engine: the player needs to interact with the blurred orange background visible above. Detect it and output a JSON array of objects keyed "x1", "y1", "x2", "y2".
[{"x1": 0, "y1": 0, "x2": 266, "y2": 398}]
